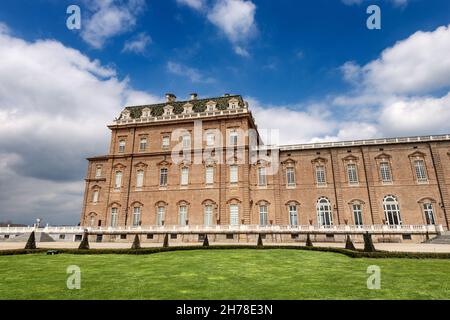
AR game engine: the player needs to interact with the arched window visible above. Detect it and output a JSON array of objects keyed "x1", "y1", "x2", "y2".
[
  {"x1": 111, "y1": 207, "x2": 118, "y2": 227},
  {"x1": 352, "y1": 203, "x2": 363, "y2": 226},
  {"x1": 136, "y1": 170, "x2": 144, "y2": 188},
  {"x1": 317, "y1": 197, "x2": 333, "y2": 227},
  {"x1": 288, "y1": 204, "x2": 298, "y2": 226},
  {"x1": 383, "y1": 195, "x2": 402, "y2": 225},
  {"x1": 423, "y1": 203, "x2": 436, "y2": 225},
  {"x1": 156, "y1": 205, "x2": 165, "y2": 226},
  {"x1": 179, "y1": 205, "x2": 188, "y2": 226},
  {"x1": 204, "y1": 205, "x2": 213, "y2": 226},
  {"x1": 132, "y1": 206, "x2": 141, "y2": 227},
  {"x1": 259, "y1": 204, "x2": 268, "y2": 226},
  {"x1": 88, "y1": 213, "x2": 96, "y2": 227}
]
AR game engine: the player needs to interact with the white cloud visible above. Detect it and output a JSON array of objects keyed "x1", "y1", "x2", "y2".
[
  {"x1": 234, "y1": 46, "x2": 250, "y2": 57},
  {"x1": 81, "y1": 0, "x2": 146, "y2": 49},
  {"x1": 167, "y1": 61, "x2": 215, "y2": 83},
  {"x1": 176, "y1": 0, "x2": 207, "y2": 11},
  {"x1": 122, "y1": 32, "x2": 152, "y2": 54},
  {"x1": 0, "y1": 23, "x2": 159, "y2": 224}
]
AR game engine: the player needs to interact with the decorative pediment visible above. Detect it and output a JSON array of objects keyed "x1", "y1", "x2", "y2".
[
  {"x1": 226, "y1": 198, "x2": 241, "y2": 204},
  {"x1": 109, "y1": 202, "x2": 121, "y2": 207},
  {"x1": 342, "y1": 155, "x2": 359, "y2": 162},
  {"x1": 130, "y1": 201, "x2": 144, "y2": 207},
  {"x1": 256, "y1": 200, "x2": 271, "y2": 206},
  {"x1": 113, "y1": 163, "x2": 126, "y2": 169},
  {"x1": 134, "y1": 161, "x2": 148, "y2": 168},
  {"x1": 285, "y1": 200, "x2": 300, "y2": 206},
  {"x1": 176, "y1": 200, "x2": 190, "y2": 206},
  {"x1": 417, "y1": 197, "x2": 437, "y2": 204},
  {"x1": 408, "y1": 151, "x2": 426, "y2": 159},
  {"x1": 203, "y1": 158, "x2": 217, "y2": 166},
  {"x1": 348, "y1": 199, "x2": 365, "y2": 205},
  {"x1": 121, "y1": 109, "x2": 130, "y2": 119},
  {"x1": 183, "y1": 103, "x2": 193, "y2": 113},
  {"x1": 228, "y1": 98, "x2": 239, "y2": 109},
  {"x1": 154, "y1": 200, "x2": 168, "y2": 207},
  {"x1": 281, "y1": 158, "x2": 297, "y2": 166},
  {"x1": 375, "y1": 153, "x2": 392, "y2": 160},
  {"x1": 157, "y1": 159, "x2": 172, "y2": 167},
  {"x1": 178, "y1": 158, "x2": 192, "y2": 167},
  {"x1": 202, "y1": 199, "x2": 217, "y2": 206},
  {"x1": 253, "y1": 158, "x2": 271, "y2": 167},
  {"x1": 163, "y1": 105, "x2": 174, "y2": 115},
  {"x1": 311, "y1": 157, "x2": 328, "y2": 164}
]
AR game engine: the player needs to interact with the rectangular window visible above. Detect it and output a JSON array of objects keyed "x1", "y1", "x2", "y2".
[
  {"x1": 160, "y1": 168, "x2": 168, "y2": 186},
  {"x1": 206, "y1": 132, "x2": 215, "y2": 146},
  {"x1": 415, "y1": 160, "x2": 427, "y2": 182},
  {"x1": 114, "y1": 171, "x2": 122, "y2": 189},
  {"x1": 118, "y1": 140, "x2": 125, "y2": 153},
  {"x1": 380, "y1": 162, "x2": 392, "y2": 183},
  {"x1": 258, "y1": 167, "x2": 267, "y2": 186},
  {"x1": 139, "y1": 138, "x2": 147, "y2": 151},
  {"x1": 315, "y1": 165, "x2": 326, "y2": 185},
  {"x1": 179, "y1": 206, "x2": 187, "y2": 226},
  {"x1": 182, "y1": 134, "x2": 191, "y2": 149},
  {"x1": 133, "y1": 207, "x2": 141, "y2": 227},
  {"x1": 162, "y1": 136, "x2": 170, "y2": 149},
  {"x1": 230, "y1": 165, "x2": 238, "y2": 183},
  {"x1": 352, "y1": 204, "x2": 363, "y2": 226},
  {"x1": 259, "y1": 205, "x2": 268, "y2": 226},
  {"x1": 205, "y1": 166, "x2": 214, "y2": 184},
  {"x1": 111, "y1": 208, "x2": 118, "y2": 227},
  {"x1": 229, "y1": 204, "x2": 239, "y2": 226},
  {"x1": 181, "y1": 167, "x2": 189, "y2": 185},
  {"x1": 286, "y1": 167, "x2": 295, "y2": 186},
  {"x1": 136, "y1": 170, "x2": 144, "y2": 188},
  {"x1": 347, "y1": 164, "x2": 359, "y2": 184},
  {"x1": 229, "y1": 132, "x2": 238, "y2": 146},
  {"x1": 95, "y1": 166, "x2": 102, "y2": 178}
]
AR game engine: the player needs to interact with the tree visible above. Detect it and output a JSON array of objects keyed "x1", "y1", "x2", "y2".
[
  {"x1": 257, "y1": 234, "x2": 263, "y2": 247},
  {"x1": 363, "y1": 232, "x2": 376, "y2": 252},
  {"x1": 78, "y1": 232, "x2": 90, "y2": 250},
  {"x1": 203, "y1": 234, "x2": 209, "y2": 247},
  {"x1": 163, "y1": 233, "x2": 169, "y2": 248},
  {"x1": 24, "y1": 231, "x2": 36, "y2": 250},
  {"x1": 345, "y1": 234, "x2": 356, "y2": 251},
  {"x1": 131, "y1": 234, "x2": 141, "y2": 250},
  {"x1": 305, "y1": 233, "x2": 313, "y2": 247}
]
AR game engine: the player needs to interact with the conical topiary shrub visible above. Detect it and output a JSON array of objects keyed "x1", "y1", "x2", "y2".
[
  {"x1": 203, "y1": 234, "x2": 209, "y2": 247},
  {"x1": 131, "y1": 234, "x2": 141, "y2": 249},
  {"x1": 257, "y1": 234, "x2": 263, "y2": 247},
  {"x1": 78, "y1": 232, "x2": 90, "y2": 250},
  {"x1": 25, "y1": 231, "x2": 36, "y2": 250},
  {"x1": 363, "y1": 232, "x2": 376, "y2": 252},
  {"x1": 163, "y1": 233, "x2": 169, "y2": 248},
  {"x1": 305, "y1": 233, "x2": 313, "y2": 247},
  {"x1": 345, "y1": 234, "x2": 356, "y2": 250}
]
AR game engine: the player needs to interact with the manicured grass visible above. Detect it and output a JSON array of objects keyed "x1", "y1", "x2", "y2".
[{"x1": 0, "y1": 249, "x2": 449, "y2": 299}]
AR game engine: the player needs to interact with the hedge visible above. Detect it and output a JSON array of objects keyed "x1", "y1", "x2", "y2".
[{"x1": 1, "y1": 245, "x2": 450, "y2": 259}]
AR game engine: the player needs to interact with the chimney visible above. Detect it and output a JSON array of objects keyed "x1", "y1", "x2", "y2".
[
  {"x1": 190, "y1": 93, "x2": 198, "y2": 101},
  {"x1": 165, "y1": 93, "x2": 176, "y2": 103}
]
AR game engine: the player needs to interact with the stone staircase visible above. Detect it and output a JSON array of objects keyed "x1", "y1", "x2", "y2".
[{"x1": 425, "y1": 231, "x2": 450, "y2": 244}]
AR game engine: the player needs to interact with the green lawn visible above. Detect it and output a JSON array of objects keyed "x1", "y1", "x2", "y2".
[{"x1": 0, "y1": 249, "x2": 449, "y2": 299}]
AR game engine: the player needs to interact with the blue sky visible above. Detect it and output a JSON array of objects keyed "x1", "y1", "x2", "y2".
[{"x1": 0, "y1": 0, "x2": 449, "y2": 225}]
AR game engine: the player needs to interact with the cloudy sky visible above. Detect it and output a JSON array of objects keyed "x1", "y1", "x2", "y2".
[{"x1": 0, "y1": 0, "x2": 449, "y2": 225}]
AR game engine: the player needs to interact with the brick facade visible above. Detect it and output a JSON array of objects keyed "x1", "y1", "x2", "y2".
[{"x1": 80, "y1": 94, "x2": 450, "y2": 231}]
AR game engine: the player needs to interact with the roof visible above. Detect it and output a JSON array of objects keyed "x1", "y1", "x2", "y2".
[{"x1": 121, "y1": 94, "x2": 245, "y2": 119}]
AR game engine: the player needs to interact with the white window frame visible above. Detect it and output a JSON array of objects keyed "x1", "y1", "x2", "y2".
[
  {"x1": 229, "y1": 204, "x2": 239, "y2": 226},
  {"x1": 315, "y1": 165, "x2": 326, "y2": 186},
  {"x1": 204, "y1": 205, "x2": 213, "y2": 226},
  {"x1": 132, "y1": 207, "x2": 141, "y2": 227},
  {"x1": 347, "y1": 163, "x2": 359, "y2": 185},
  {"x1": 182, "y1": 134, "x2": 191, "y2": 149},
  {"x1": 258, "y1": 167, "x2": 267, "y2": 186},
  {"x1": 229, "y1": 131, "x2": 238, "y2": 146},
  {"x1": 118, "y1": 140, "x2": 126, "y2": 153},
  {"x1": 423, "y1": 203, "x2": 436, "y2": 225},
  {"x1": 114, "y1": 171, "x2": 122, "y2": 190},
  {"x1": 205, "y1": 166, "x2": 214, "y2": 185},
  {"x1": 286, "y1": 167, "x2": 295, "y2": 187},
  {"x1": 206, "y1": 132, "x2": 215, "y2": 146},
  {"x1": 139, "y1": 138, "x2": 147, "y2": 151},
  {"x1": 383, "y1": 196, "x2": 402, "y2": 226},
  {"x1": 181, "y1": 167, "x2": 189, "y2": 186},
  {"x1": 414, "y1": 160, "x2": 428, "y2": 182},
  {"x1": 289, "y1": 205, "x2": 298, "y2": 226},
  {"x1": 157, "y1": 206, "x2": 165, "y2": 226},
  {"x1": 162, "y1": 136, "x2": 170, "y2": 149},
  {"x1": 259, "y1": 205, "x2": 268, "y2": 226},
  {"x1": 111, "y1": 208, "x2": 118, "y2": 227},
  {"x1": 95, "y1": 166, "x2": 102, "y2": 178},
  {"x1": 230, "y1": 165, "x2": 238, "y2": 183},
  {"x1": 136, "y1": 170, "x2": 144, "y2": 188},
  {"x1": 317, "y1": 198, "x2": 333, "y2": 227},
  {"x1": 179, "y1": 205, "x2": 187, "y2": 226},
  {"x1": 352, "y1": 204, "x2": 363, "y2": 226},
  {"x1": 92, "y1": 190, "x2": 99, "y2": 203},
  {"x1": 380, "y1": 162, "x2": 392, "y2": 183},
  {"x1": 160, "y1": 168, "x2": 168, "y2": 186}
]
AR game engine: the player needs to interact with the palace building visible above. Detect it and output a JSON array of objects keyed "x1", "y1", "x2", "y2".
[{"x1": 80, "y1": 93, "x2": 450, "y2": 243}]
